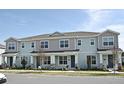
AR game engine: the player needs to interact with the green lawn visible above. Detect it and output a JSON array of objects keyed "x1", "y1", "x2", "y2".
[{"x1": 0, "y1": 69, "x2": 124, "y2": 77}]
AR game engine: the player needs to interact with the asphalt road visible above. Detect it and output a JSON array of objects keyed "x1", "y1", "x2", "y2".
[{"x1": 3, "y1": 73, "x2": 124, "y2": 84}]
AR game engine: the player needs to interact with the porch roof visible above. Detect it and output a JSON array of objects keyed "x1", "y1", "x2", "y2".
[
  {"x1": 97, "y1": 48, "x2": 123, "y2": 52},
  {"x1": 31, "y1": 49, "x2": 79, "y2": 53},
  {"x1": 2, "y1": 52, "x2": 18, "y2": 54},
  {"x1": 2, "y1": 52, "x2": 18, "y2": 56},
  {"x1": 97, "y1": 48, "x2": 123, "y2": 54}
]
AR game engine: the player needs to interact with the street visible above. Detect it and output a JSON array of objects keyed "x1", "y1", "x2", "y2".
[{"x1": 3, "y1": 73, "x2": 124, "y2": 84}]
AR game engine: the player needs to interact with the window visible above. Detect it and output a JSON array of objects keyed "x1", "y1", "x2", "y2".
[
  {"x1": 8, "y1": 42, "x2": 15, "y2": 50},
  {"x1": 92, "y1": 56, "x2": 96, "y2": 64},
  {"x1": 90, "y1": 39, "x2": 95, "y2": 45},
  {"x1": 31, "y1": 42, "x2": 34, "y2": 48},
  {"x1": 60, "y1": 40, "x2": 69, "y2": 48},
  {"x1": 41, "y1": 41, "x2": 48, "y2": 48},
  {"x1": 59, "y1": 56, "x2": 67, "y2": 65},
  {"x1": 87, "y1": 55, "x2": 96, "y2": 64},
  {"x1": 44, "y1": 56, "x2": 51, "y2": 64},
  {"x1": 103, "y1": 37, "x2": 114, "y2": 46},
  {"x1": 22, "y1": 43, "x2": 24, "y2": 48},
  {"x1": 77, "y1": 40, "x2": 81, "y2": 46}
]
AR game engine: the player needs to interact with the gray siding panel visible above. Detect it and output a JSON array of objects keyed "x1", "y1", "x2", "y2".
[
  {"x1": 36, "y1": 38, "x2": 75, "y2": 51},
  {"x1": 98, "y1": 31, "x2": 118, "y2": 49}
]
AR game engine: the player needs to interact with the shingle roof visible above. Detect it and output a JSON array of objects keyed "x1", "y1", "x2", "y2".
[
  {"x1": 0, "y1": 44, "x2": 5, "y2": 49},
  {"x1": 19, "y1": 31, "x2": 100, "y2": 41}
]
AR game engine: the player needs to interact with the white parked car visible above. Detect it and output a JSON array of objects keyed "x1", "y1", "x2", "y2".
[{"x1": 0, "y1": 73, "x2": 7, "y2": 84}]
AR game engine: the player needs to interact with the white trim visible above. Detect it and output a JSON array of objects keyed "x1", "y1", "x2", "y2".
[
  {"x1": 40, "y1": 40, "x2": 49, "y2": 49},
  {"x1": 19, "y1": 35, "x2": 99, "y2": 42},
  {"x1": 59, "y1": 39, "x2": 70, "y2": 49},
  {"x1": 7, "y1": 42, "x2": 16, "y2": 51},
  {"x1": 77, "y1": 39, "x2": 82, "y2": 46},
  {"x1": 58, "y1": 56, "x2": 68, "y2": 65},
  {"x1": 31, "y1": 52, "x2": 78, "y2": 56},
  {"x1": 31, "y1": 42, "x2": 35, "y2": 48},
  {"x1": 102, "y1": 36, "x2": 114, "y2": 47},
  {"x1": 90, "y1": 38, "x2": 95, "y2": 46},
  {"x1": 86, "y1": 54, "x2": 97, "y2": 68}
]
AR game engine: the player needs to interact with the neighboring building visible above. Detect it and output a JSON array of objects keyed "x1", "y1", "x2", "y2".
[
  {"x1": 0, "y1": 44, "x2": 5, "y2": 65},
  {"x1": 2, "y1": 29, "x2": 123, "y2": 70},
  {"x1": 122, "y1": 52, "x2": 124, "y2": 65}
]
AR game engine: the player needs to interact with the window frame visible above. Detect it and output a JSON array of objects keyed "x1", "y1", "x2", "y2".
[
  {"x1": 8, "y1": 42, "x2": 16, "y2": 50},
  {"x1": 43, "y1": 56, "x2": 51, "y2": 65},
  {"x1": 77, "y1": 39, "x2": 82, "y2": 46},
  {"x1": 22, "y1": 43, "x2": 25, "y2": 48},
  {"x1": 59, "y1": 56, "x2": 68, "y2": 65},
  {"x1": 59, "y1": 39, "x2": 69, "y2": 48},
  {"x1": 102, "y1": 36, "x2": 114, "y2": 47},
  {"x1": 31, "y1": 42, "x2": 35, "y2": 48},
  {"x1": 40, "y1": 40, "x2": 49, "y2": 49},
  {"x1": 90, "y1": 38, "x2": 95, "y2": 46},
  {"x1": 87, "y1": 55, "x2": 96, "y2": 65}
]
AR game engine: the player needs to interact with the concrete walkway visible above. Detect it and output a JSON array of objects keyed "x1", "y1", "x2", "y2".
[{"x1": 0, "y1": 69, "x2": 124, "y2": 74}]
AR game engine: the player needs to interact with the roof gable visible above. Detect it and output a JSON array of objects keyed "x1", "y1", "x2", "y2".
[
  {"x1": 49, "y1": 31, "x2": 64, "y2": 36},
  {"x1": 4, "y1": 37, "x2": 18, "y2": 42},
  {"x1": 101, "y1": 29, "x2": 120, "y2": 35}
]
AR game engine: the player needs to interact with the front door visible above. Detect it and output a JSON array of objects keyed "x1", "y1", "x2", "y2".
[
  {"x1": 108, "y1": 55, "x2": 113, "y2": 68},
  {"x1": 71, "y1": 55, "x2": 75, "y2": 68},
  {"x1": 36, "y1": 56, "x2": 40, "y2": 68},
  {"x1": 10, "y1": 57, "x2": 13, "y2": 67},
  {"x1": 87, "y1": 56, "x2": 91, "y2": 69}
]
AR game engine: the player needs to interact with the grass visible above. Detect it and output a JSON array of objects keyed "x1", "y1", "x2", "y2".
[{"x1": 0, "y1": 69, "x2": 124, "y2": 77}]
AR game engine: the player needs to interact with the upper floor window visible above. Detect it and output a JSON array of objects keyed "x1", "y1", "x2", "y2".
[
  {"x1": 102, "y1": 36, "x2": 114, "y2": 46},
  {"x1": 90, "y1": 39, "x2": 95, "y2": 45},
  {"x1": 31, "y1": 42, "x2": 34, "y2": 48},
  {"x1": 8, "y1": 42, "x2": 15, "y2": 50},
  {"x1": 22, "y1": 43, "x2": 24, "y2": 48},
  {"x1": 41, "y1": 41, "x2": 48, "y2": 48},
  {"x1": 77, "y1": 40, "x2": 81, "y2": 46},
  {"x1": 60, "y1": 40, "x2": 69, "y2": 48}
]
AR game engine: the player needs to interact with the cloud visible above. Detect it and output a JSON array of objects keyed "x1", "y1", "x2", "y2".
[
  {"x1": 75, "y1": 9, "x2": 111, "y2": 31},
  {"x1": 1, "y1": 12, "x2": 29, "y2": 26}
]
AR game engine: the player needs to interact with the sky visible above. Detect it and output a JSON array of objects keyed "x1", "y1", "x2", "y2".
[{"x1": 0, "y1": 9, "x2": 124, "y2": 50}]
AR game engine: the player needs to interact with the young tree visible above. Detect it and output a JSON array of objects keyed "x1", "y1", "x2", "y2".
[
  {"x1": 21, "y1": 59, "x2": 27, "y2": 69},
  {"x1": 37, "y1": 48, "x2": 46, "y2": 68},
  {"x1": 112, "y1": 46, "x2": 118, "y2": 74}
]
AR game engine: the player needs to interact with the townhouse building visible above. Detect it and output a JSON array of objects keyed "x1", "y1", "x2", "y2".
[{"x1": 2, "y1": 29, "x2": 123, "y2": 70}]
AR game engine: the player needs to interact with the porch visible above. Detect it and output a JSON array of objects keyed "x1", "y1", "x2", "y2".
[
  {"x1": 97, "y1": 48, "x2": 123, "y2": 70},
  {"x1": 2, "y1": 52, "x2": 17, "y2": 67},
  {"x1": 30, "y1": 52, "x2": 79, "y2": 69}
]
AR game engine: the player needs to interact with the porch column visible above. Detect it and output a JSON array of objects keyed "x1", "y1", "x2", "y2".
[
  {"x1": 31, "y1": 56, "x2": 33, "y2": 64},
  {"x1": 100, "y1": 54, "x2": 103, "y2": 64},
  {"x1": 13, "y1": 56, "x2": 16, "y2": 67},
  {"x1": 30, "y1": 56, "x2": 34, "y2": 68},
  {"x1": 75, "y1": 54, "x2": 78, "y2": 67},
  {"x1": 99, "y1": 54, "x2": 103, "y2": 68},
  {"x1": 118, "y1": 53, "x2": 122, "y2": 64},
  {"x1": 51, "y1": 55, "x2": 55, "y2": 64},
  {"x1": 5, "y1": 56, "x2": 7, "y2": 64}
]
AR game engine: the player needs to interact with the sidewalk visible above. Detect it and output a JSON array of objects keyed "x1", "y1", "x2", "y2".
[{"x1": 0, "y1": 69, "x2": 124, "y2": 74}]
